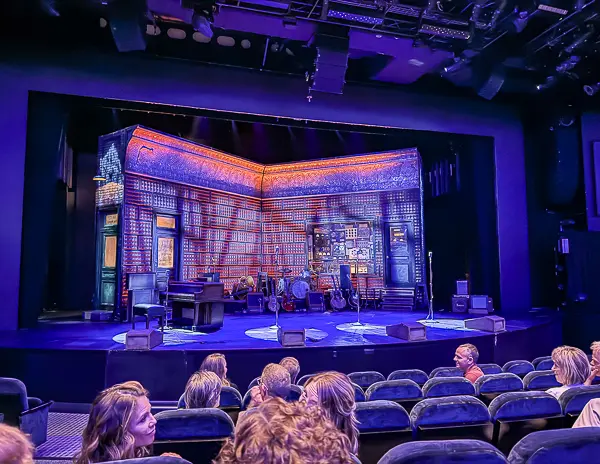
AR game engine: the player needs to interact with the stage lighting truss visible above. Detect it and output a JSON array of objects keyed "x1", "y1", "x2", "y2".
[{"x1": 214, "y1": 0, "x2": 502, "y2": 46}]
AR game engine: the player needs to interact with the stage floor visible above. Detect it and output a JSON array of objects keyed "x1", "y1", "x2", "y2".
[
  {"x1": 0, "y1": 309, "x2": 562, "y2": 403},
  {"x1": 0, "y1": 309, "x2": 553, "y2": 351}
]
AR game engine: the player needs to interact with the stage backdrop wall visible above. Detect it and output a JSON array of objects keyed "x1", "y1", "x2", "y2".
[
  {"x1": 103, "y1": 126, "x2": 423, "y2": 313},
  {"x1": 0, "y1": 47, "x2": 529, "y2": 329}
]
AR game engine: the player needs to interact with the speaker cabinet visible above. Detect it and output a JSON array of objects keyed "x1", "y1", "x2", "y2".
[
  {"x1": 126, "y1": 329, "x2": 163, "y2": 350},
  {"x1": 468, "y1": 295, "x2": 494, "y2": 314},
  {"x1": 306, "y1": 291, "x2": 325, "y2": 312},
  {"x1": 246, "y1": 292, "x2": 264, "y2": 314},
  {"x1": 452, "y1": 295, "x2": 469, "y2": 313},
  {"x1": 464, "y1": 316, "x2": 505, "y2": 333},
  {"x1": 277, "y1": 328, "x2": 306, "y2": 347},
  {"x1": 107, "y1": 0, "x2": 147, "y2": 52},
  {"x1": 386, "y1": 322, "x2": 427, "y2": 341}
]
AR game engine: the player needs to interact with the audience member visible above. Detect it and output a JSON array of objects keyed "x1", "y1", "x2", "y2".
[
  {"x1": 302, "y1": 371, "x2": 359, "y2": 455},
  {"x1": 0, "y1": 423, "x2": 34, "y2": 464},
  {"x1": 454, "y1": 343, "x2": 484, "y2": 383},
  {"x1": 279, "y1": 356, "x2": 300, "y2": 384},
  {"x1": 183, "y1": 370, "x2": 221, "y2": 409},
  {"x1": 200, "y1": 353, "x2": 232, "y2": 387},
  {"x1": 247, "y1": 363, "x2": 291, "y2": 410},
  {"x1": 547, "y1": 345, "x2": 590, "y2": 399},
  {"x1": 215, "y1": 397, "x2": 353, "y2": 464},
  {"x1": 573, "y1": 398, "x2": 600, "y2": 428},
  {"x1": 584, "y1": 341, "x2": 600, "y2": 386},
  {"x1": 75, "y1": 381, "x2": 179, "y2": 463}
]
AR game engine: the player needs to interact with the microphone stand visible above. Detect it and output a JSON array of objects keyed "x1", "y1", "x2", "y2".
[{"x1": 425, "y1": 251, "x2": 438, "y2": 322}]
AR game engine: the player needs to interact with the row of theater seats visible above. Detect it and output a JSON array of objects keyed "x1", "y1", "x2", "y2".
[{"x1": 148, "y1": 383, "x2": 600, "y2": 463}]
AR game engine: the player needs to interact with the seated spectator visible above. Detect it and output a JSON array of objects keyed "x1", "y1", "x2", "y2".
[
  {"x1": 280, "y1": 356, "x2": 300, "y2": 384},
  {"x1": 302, "y1": 371, "x2": 359, "y2": 455},
  {"x1": 547, "y1": 345, "x2": 590, "y2": 399},
  {"x1": 573, "y1": 398, "x2": 600, "y2": 428},
  {"x1": 247, "y1": 363, "x2": 291, "y2": 410},
  {"x1": 454, "y1": 343, "x2": 484, "y2": 383},
  {"x1": 584, "y1": 341, "x2": 600, "y2": 386},
  {"x1": 215, "y1": 397, "x2": 352, "y2": 463},
  {"x1": 183, "y1": 370, "x2": 221, "y2": 409},
  {"x1": 200, "y1": 353, "x2": 232, "y2": 387},
  {"x1": 0, "y1": 423, "x2": 34, "y2": 464},
  {"x1": 75, "y1": 381, "x2": 179, "y2": 463}
]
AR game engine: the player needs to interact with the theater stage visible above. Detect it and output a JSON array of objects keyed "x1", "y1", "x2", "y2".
[{"x1": 0, "y1": 309, "x2": 561, "y2": 404}]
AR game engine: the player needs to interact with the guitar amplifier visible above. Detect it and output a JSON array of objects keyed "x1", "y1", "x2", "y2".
[
  {"x1": 246, "y1": 292, "x2": 265, "y2": 314},
  {"x1": 452, "y1": 295, "x2": 469, "y2": 313},
  {"x1": 306, "y1": 291, "x2": 325, "y2": 312},
  {"x1": 468, "y1": 295, "x2": 494, "y2": 314}
]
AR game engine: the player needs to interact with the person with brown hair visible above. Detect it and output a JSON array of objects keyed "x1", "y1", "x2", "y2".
[
  {"x1": 200, "y1": 353, "x2": 232, "y2": 387},
  {"x1": 74, "y1": 381, "x2": 178, "y2": 463},
  {"x1": 214, "y1": 397, "x2": 353, "y2": 464},
  {"x1": 454, "y1": 343, "x2": 484, "y2": 383},
  {"x1": 302, "y1": 371, "x2": 360, "y2": 455},
  {"x1": 183, "y1": 370, "x2": 222, "y2": 409},
  {"x1": 548, "y1": 345, "x2": 591, "y2": 399},
  {"x1": 247, "y1": 363, "x2": 291, "y2": 410},
  {"x1": 279, "y1": 357, "x2": 300, "y2": 384},
  {"x1": 0, "y1": 423, "x2": 34, "y2": 464}
]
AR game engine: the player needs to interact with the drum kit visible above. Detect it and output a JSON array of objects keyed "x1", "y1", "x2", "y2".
[{"x1": 275, "y1": 267, "x2": 316, "y2": 302}]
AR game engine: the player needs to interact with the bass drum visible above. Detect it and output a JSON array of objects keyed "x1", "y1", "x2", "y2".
[{"x1": 291, "y1": 279, "x2": 310, "y2": 299}]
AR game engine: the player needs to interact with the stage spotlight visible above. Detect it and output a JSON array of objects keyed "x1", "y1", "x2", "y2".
[
  {"x1": 584, "y1": 83, "x2": 600, "y2": 96},
  {"x1": 190, "y1": 1, "x2": 217, "y2": 39}
]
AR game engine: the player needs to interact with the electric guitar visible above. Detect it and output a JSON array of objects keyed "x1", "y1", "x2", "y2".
[
  {"x1": 268, "y1": 277, "x2": 278, "y2": 312},
  {"x1": 330, "y1": 274, "x2": 346, "y2": 310}
]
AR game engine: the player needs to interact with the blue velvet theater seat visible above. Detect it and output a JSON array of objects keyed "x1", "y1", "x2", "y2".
[
  {"x1": 111, "y1": 458, "x2": 192, "y2": 464},
  {"x1": 479, "y1": 364, "x2": 503, "y2": 375},
  {"x1": 507, "y1": 427, "x2": 600, "y2": 464},
  {"x1": 422, "y1": 377, "x2": 475, "y2": 398},
  {"x1": 532, "y1": 356, "x2": 553, "y2": 371},
  {"x1": 241, "y1": 384, "x2": 302, "y2": 410},
  {"x1": 475, "y1": 373, "x2": 524, "y2": 396},
  {"x1": 379, "y1": 440, "x2": 508, "y2": 464},
  {"x1": 296, "y1": 373, "x2": 316, "y2": 386},
  {"x1": 349, "y1": 371, "x2": 386, "y2": 389},
  {"x1": 353, "y1": 383, "x2": 366, "y2": 402},
  {"x1": 488, "y1": 391, "x2": 563, "y2": 451},
  {"x1": 429, "y1": 367, "x2": 463, "y2": 378},
  {"x1": 219, "y1": 386, "x2": 243, "y2": 408},
  {"x1": 366, "y1": 380, "x2": 423, "y2": 402},
  {"x1": 247, "y1": 376, "x2": 260, "y2": 391},
  {"x1": 502, "y1": 360, "x2": 535, "y2": 378},
  {"x1": 388, "y1": 369, "x2": 429, "y2": 386},
  {"x1": 154, "y1": 408, "x2": 234, "y2": 464},
  {"x1": 0, "y1": 377, "x2": 52, "y2": 446},
  {"x1": 355, "y1": 400, "x2": 411, "y2": 464},
  {"x1": 410, "y1": 395, "x2": 491, "y2": 441},
  {"x1": 523, "y1": 370, "x2": 560, "y2": 391},
  {"x1": 559, "y1": 385, "x2": 600, "y2": 417}
]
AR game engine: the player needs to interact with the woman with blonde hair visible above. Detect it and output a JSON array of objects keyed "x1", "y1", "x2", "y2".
[
  {"x1": 302, "y1": 371, "x2": 360, "y2": 454},
  {"x1": 74, "y1": 381, "x2": 162, "y2": 463},
  {"x1": 0, "y1": 423, "x2": 34, "y2": 464},
  {"x1": 215, "y1": 397, "x2": 353, "y2": 463},
  {"x1": 547, "y1": 345, "x2": 591, "y2": 399},
  {"x1": 183, "y1": 370, "x2": 222, "y2": 409},
  {"x1": 200, "y1": 353, "x2": 232, "y2": 387}
]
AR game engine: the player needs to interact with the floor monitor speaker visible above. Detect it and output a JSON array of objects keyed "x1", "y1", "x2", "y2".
[
  {"x1": 464, "y1": 316, "x2": 505, "y2": 333},
  {"x1": 386, "y1": 321, "x2": 426, "y2": 341}
]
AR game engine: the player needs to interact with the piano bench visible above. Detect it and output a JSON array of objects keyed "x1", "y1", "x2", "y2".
[{"x1": 133, "y1": 304, "x2": 166, "y2": 331}]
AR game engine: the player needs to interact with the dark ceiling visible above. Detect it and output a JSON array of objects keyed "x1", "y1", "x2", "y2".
[{"x1": 5, "y1": 0, "x2": 600, "y2": 104}]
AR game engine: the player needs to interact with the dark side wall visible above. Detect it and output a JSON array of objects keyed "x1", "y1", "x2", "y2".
[{"x1": 0, "y1": 46, "x2": 529, "y2": 329}]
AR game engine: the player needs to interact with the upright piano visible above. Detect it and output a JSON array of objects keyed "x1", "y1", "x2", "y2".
[{"x1": 165, "y1": 281, "x2": 226, "y2": 332}]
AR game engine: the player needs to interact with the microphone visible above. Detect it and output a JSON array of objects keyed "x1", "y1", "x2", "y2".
[{"x1": 428, "y1": 251, "x2": 433, "y2": 258}]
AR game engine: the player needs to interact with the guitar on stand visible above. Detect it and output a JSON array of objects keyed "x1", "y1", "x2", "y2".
[
  {"x1": 425, "y1": 251, "x2": 437, "y2": 322},
  {"x1": 282, "y1": 279, "x2": 296, "y2": 312},
  {"x1": 330, "y1": 273, "x2": 346, "y2": 311}
]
